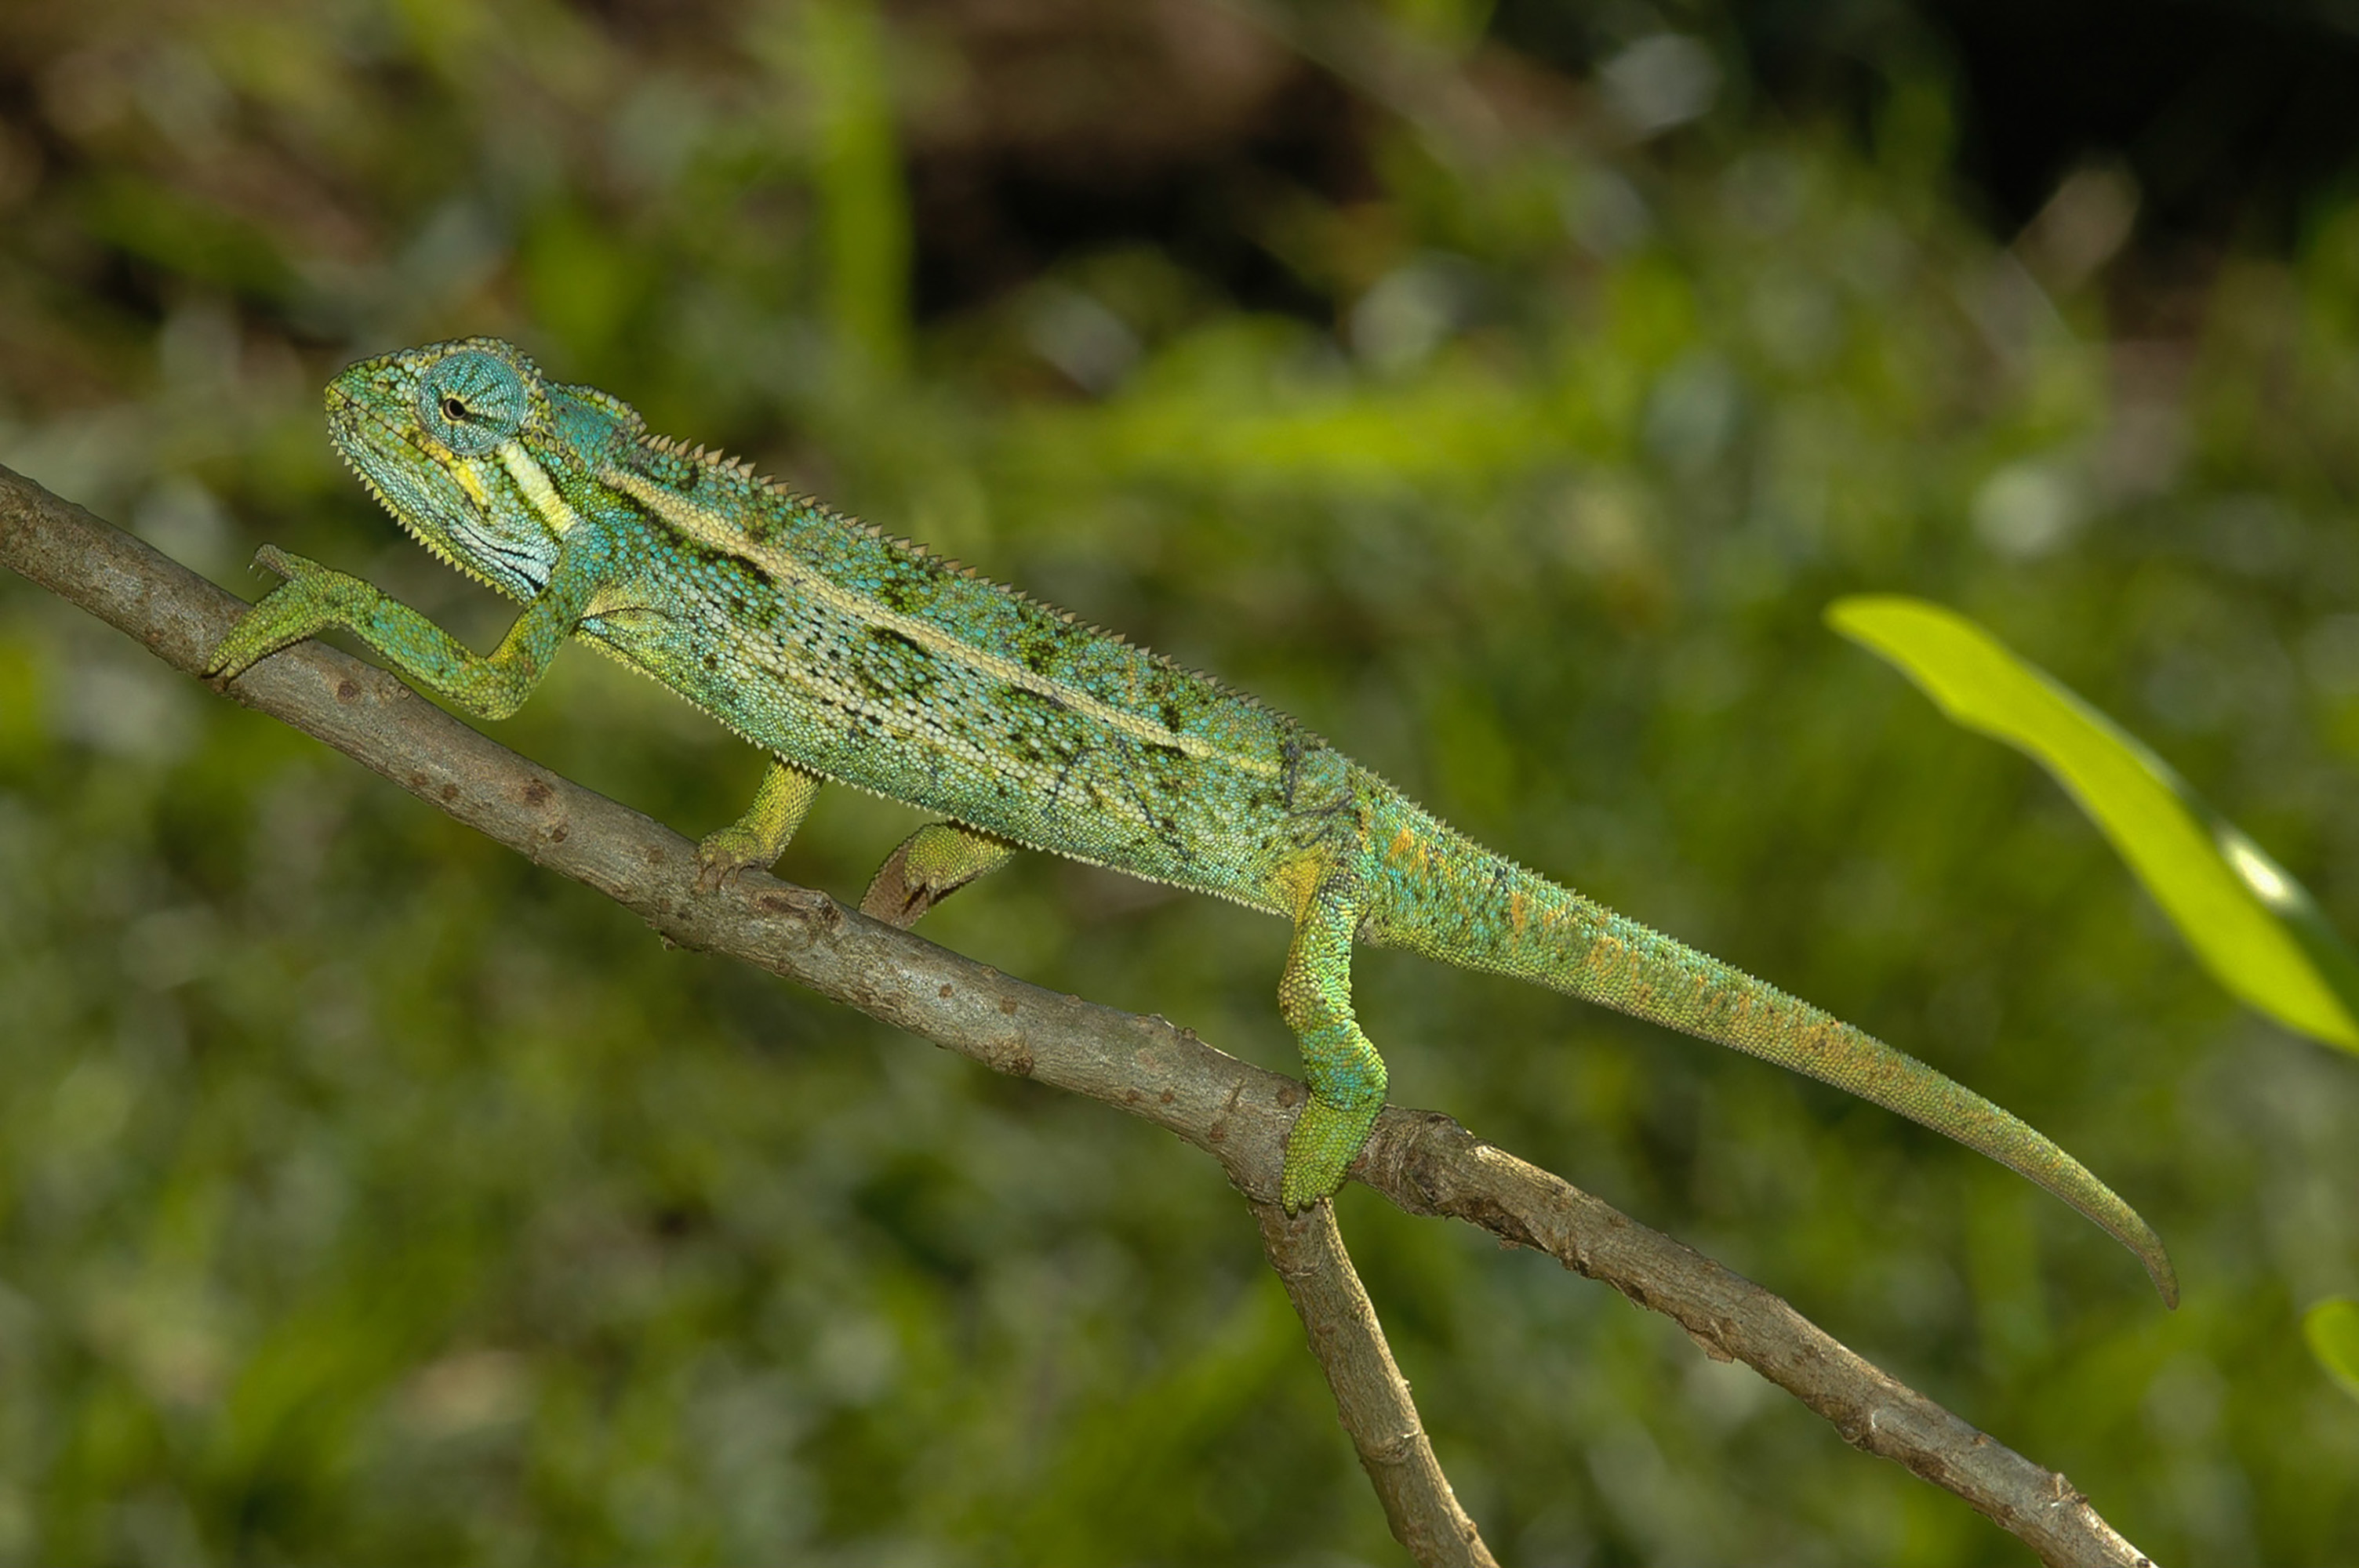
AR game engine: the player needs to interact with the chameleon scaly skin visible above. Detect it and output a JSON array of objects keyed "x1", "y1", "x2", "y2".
[{"x1": 206, "y1": 338, "x2": 2178, "y2": 1306}]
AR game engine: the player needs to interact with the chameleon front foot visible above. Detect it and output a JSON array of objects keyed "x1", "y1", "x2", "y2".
[
  {"x1": 694, "y1": 822, "x2": 782, "y2": 891},
  {"x1": 203, "y1": 546, "x2": 361, "y2": 681},
  {"x1": 696, "y1": 757, "x2": 823, "y2": 891},
  {"x1": 1279, "y1": 1093, "x2": 1384, "y2": 1212}
]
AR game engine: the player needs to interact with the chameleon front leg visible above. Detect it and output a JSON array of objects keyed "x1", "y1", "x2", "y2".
[
  {"x1": 1276, "y1": 866, "x2": 1390, "y2": 1211},
  {"x1": 206, "y1": 545, "x2": 594, "y2": 720},
  {"x1": 696, "y1": 756, "x2": 825, "y2": 889},
  {"x1": 860, "y1": 822, "x2": 1018, "y2": 928}
]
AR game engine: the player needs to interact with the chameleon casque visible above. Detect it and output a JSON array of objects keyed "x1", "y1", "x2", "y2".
[{"x1": 206, "y1": 337, "x2": 2177, "y2": 1305}]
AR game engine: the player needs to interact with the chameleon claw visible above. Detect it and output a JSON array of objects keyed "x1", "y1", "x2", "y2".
[
  {"x1": 204, "y1": 620, "x2": 267, "y2": 682},
  {"x1": 692, "y1": 826, "x2": 771, "y2": 893},
  {"x1": 692, "y1": 855, "x2": 751, "y2": 894}
]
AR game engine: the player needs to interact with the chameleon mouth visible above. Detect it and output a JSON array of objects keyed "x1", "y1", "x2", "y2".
[{"x1": 321, "y1": 383, "x2": 510, "y2": 595}]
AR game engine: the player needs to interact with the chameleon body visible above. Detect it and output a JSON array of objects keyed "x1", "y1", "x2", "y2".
[{"x1": 207, "y1": 338, "x2": 2177, "y2": 1305}]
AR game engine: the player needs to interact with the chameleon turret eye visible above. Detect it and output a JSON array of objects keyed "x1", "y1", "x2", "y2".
[{"x1": 417, "y1": 347, "x2": 528, "y2": 456}]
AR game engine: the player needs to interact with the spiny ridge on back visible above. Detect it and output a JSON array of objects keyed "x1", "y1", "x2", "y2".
[{"x1": 627, "y1": 430, "x2": 1279, "y2": 711}]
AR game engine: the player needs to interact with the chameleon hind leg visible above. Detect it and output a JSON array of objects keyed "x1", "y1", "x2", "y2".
[
  {"x1": 696, "y1": 757, "x2": 823, "y2": 889},
  {"x1": 861, "y1": 822, "x2": 1018, "y2": 928},
  {"x1": 1277, "y1": 867, "x2": 1388, "y2": 1211}
]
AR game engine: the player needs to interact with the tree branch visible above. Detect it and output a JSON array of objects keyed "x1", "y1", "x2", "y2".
[{"x1": 0, "y1": 463, "x2": 2157, "y2": 1568}]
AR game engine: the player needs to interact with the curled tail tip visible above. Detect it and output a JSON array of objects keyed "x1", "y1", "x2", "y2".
[
  {"x1": 2066, "y1": 1181, "x2": 2176, "y2": 1308},
  {"x1": 2092, "y1": 1194, "x2": 2176, "y2": 1307},
  {"x1": 2136, "y1": 1229, "x2": 2180, "y2": 1311},
  {"x1": 2079, "y1": 1179, "x2": 2175, "y2": 1308}
]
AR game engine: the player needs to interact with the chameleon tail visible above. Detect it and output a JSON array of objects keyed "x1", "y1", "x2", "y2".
[{"x1": 1362, "y1": 806, "x2": 2178, "y2": 1306}]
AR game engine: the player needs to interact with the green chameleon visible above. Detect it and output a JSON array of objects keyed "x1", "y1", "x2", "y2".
[{"x1": 207, "y1": 337, "x2": 2176, "y2": 1306}]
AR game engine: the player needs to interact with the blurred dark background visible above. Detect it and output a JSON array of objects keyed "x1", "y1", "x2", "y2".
[{"x1": 1, "y1": 1, "x2": 2356, "y2": 1563}]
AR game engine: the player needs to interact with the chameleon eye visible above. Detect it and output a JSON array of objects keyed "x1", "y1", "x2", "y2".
[{"x1": 417, "y1": 347, "x2": 529, "y2": 456}]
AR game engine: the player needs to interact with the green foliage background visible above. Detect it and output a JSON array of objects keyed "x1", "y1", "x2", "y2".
[{"x1": 2, "y1": 2, "x2": 2356, "y2": 1562}]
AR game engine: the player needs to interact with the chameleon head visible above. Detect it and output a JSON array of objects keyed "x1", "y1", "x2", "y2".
[{"x1": 325, "y1": 336, "x2": 627, "y2": 600}]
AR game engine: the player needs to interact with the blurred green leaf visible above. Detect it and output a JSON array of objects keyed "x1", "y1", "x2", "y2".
[
  {"x1": 75, "y1": 172, "x2": 296, "y2": 303},
  {"x1": 1828, "y1": 594, "x2": 2359, "y2": 1052},
  {"x1": 2304, "y1": 1298, "x2": 2359, "y2": 1403},
  {"x1": 797, "y1": 0, "x2": 910, "y2": 379}
]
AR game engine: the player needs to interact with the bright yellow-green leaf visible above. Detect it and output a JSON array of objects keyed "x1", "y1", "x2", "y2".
[
  {"x1": 2305, "y1": 1298, "x2": 2359, "y2": 1403},
  {"x1": 1828, "y1": 594, "x2": 2359, "y2": 1052}
]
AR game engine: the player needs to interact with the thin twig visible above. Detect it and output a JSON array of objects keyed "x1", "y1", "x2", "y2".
[
  {"x1": 1252, "y1": 1200, "x2": 1496, "y2": 1567},
  {"x1": 1357, "y1": 1117, "x2": 2158, "y2": 1567},
  {"x1": 0, "y1": 463, "x2": 2158, "y2": 1568}
]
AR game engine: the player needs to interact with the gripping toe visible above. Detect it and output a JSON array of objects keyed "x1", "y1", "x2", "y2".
[{"x1": 1279, "y1": 1094, "x2": 1382, "y2": 1212}]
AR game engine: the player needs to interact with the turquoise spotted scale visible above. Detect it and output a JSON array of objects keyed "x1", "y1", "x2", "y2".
[{"x1": 205, "y1": 337, "x2": 2178, "y2": 1305}]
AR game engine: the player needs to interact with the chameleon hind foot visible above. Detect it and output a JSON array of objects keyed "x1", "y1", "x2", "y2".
[
  {"x1": 1279, "y1": 1093, "x2": 1386, "y2": 1211},
  {"x1": 860, "y1": 822, "x2": 1017, "y2": 928}
]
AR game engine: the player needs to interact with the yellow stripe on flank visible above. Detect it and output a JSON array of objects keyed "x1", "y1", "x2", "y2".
[
  {"x1": 500, "y1": 441, "x2": 582, "y2": 535},
  {"x1": 601, "y1": 464, "x2": 1280, "y2": 779}
]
